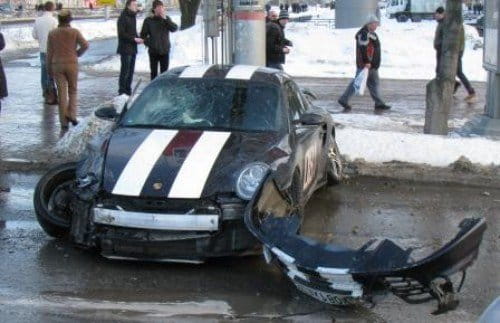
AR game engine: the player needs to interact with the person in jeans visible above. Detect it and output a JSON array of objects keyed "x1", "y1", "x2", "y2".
[
  {"x1": 434, "y1": 6, "x2": 476, "y2": 102},
  {"x1": 338, "y1": 15, "x2": 391, "y2": 112},
  {"x1": 140, "y1": 0, "x2": 178, "y2": 80},
  {"x1": 32, "y1": 1, "x2": 58, "y2": 104},
  {"x1": 46, "y1": 10, "x2": 88, "y2": 130},
  {"x1": 117, "y1": 0, "x2": 143, "y2": 95}
]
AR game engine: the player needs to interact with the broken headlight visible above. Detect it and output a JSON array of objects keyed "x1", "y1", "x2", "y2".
[{"x1": 236, "y1": 162, "x2": 269, "y2": 200}]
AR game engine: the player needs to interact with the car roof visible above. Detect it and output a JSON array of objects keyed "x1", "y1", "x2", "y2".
[{"x1": 158, "y1": 65, "x2": 289, "y2": 86}]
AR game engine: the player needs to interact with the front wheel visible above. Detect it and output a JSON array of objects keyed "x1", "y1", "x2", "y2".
[
  {"x1": 327, "y1": 141, "x2": 343, "y2": 185},
  {"x1": 34, "y1": 162, "x2": 77, "y2": 238}
]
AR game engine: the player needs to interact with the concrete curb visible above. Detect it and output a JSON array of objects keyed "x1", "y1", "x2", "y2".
[{"x1": 2, "y1": 157, "x2": 500, "y2": 189}]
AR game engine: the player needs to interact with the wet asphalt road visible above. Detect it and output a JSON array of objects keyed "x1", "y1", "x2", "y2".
[
  {"x1": 0, "y1": 172, "x2": 498, "y2": 322},
  {"x1": 0, "y1": 38, "x2": 497, "y2": 322}
]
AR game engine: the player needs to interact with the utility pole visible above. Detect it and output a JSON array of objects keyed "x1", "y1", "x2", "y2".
[
  {"x1": 231, "y1": 0, "x2": 265, "y2": 65},
  {"x1": 424, "y1": 0, "x2": 462, "y2": 135}
]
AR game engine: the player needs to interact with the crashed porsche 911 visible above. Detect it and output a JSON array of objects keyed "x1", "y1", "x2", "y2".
[
  {"x1": 34, "y1": 64, "x2": 486, "y2": 313},
  {"x1": 34, "y1": 65, "x2": 342, "y2": 263}
]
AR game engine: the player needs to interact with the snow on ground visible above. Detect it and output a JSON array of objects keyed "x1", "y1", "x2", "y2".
[
  {"x1": 2, "y1": 18, "x2": 122, "y2": 52},
  {"x1": 336, "y1": 127, "x2": 500, "y2": 167},
  {"x1": 89, "y1": 8, "x2": 485, "y2": 81}
]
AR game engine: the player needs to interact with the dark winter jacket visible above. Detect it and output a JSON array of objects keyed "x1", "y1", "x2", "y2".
[
  {"x1": 266, "y1": 21, "x2": 292, "y2": 65},
  {"x1": 355, "y1": 26, "x2": 381, "y2": 70},
  {"x1": 140, "y1": 15, "x2": 178, "y2": 56},
  {"x1": 434, "y1": 19, "x2": 465, "y2": 53},
  {"x1": 0, "y1": 33, "x2": 7, "y2": 98},
  {"x1": 117, "y1": 8, "x2": 138, "y2": 55}
]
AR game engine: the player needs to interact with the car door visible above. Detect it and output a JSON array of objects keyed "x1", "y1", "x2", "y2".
[{"x1": 285, "y1": 81, "x2": 323, "y2": 199}]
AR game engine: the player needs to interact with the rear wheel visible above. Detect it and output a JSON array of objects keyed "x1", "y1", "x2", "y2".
[
  {"x1": 34, "y1": 163, "x2": 77, "y2": 238},
  {"x1": 327, "y1": 141, "x2": 343, "y2": 185}
]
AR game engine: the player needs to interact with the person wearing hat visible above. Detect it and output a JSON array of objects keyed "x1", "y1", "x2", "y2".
[
  {"x1": 140, "y1": 0, "x2": 178, "y2": 80},
  {"x1": 433, "y1": 6, "x2": 476, "y2": 102},
  {"x1": 265, "y1": 10, "x2": 292, "y2": 70},
  {"x1": 338, "y1": 14, "x2": 391, "y2": 112},
  {"x1": 46, "y1": 9, "x2": 89, "y2": 130}
]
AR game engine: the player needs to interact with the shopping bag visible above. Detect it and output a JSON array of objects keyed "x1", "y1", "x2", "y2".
[{"x1": 354, "y1": 67, "x2": 369, "y2": 96}]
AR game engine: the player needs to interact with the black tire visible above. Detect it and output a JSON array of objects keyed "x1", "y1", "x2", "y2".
[
  {"x1": 34, "y1": 162, "x2": 77, "y2": 238},
  {"x1": 327, "y1": 140, "x2": 343, "y2": 186}
]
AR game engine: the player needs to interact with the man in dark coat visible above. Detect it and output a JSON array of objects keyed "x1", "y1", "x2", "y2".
[
  {"x1": 266, "y1": 10, "x2": 292, "y2": 71},
  {"x1": 140, "y1": 0, "x2": 178, "y2": 80},
  {"x1": 0, "y1": 32, "x2": 7, "y2": 112},
  {"x1": 338, "y1": 14, "x2": 390, "y2": 111},
  {"x1": 434, "y1": 6, "x2": 476, "y2": 102},
  {"x1": 117, "y1": 0, "x2": 143, "y2": 95}
]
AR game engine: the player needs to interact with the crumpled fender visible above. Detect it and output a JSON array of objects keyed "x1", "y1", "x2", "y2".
[{"x1": 244, "y1": 173, "x2": 487, "y2": 314}]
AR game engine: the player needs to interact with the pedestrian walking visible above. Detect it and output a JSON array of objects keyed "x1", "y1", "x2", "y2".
[
  {"x1": 32, "y1": 1, "x2": 58, "y2": 104},
  {"x1": 434, "y1": 7, "x2": 476, "y2": 102},
  {"x1": 338, "y1": 15, "x2": 390, "y2": 112},
  {"x1": 140, "y1": 0, "x2": 178, "y2": 80},
  {"x1": 0, "y1": 32, "x2": 8, "y2": 113},
  {"x1": 46, "y1": 9, "x2": 89, "y2": 130},
  {"x1": 117, "y1": 0, "x2": 143, "y2": 95},
  {"x1": 265, "y1": 10, "x2": 292, "y2": 71}
]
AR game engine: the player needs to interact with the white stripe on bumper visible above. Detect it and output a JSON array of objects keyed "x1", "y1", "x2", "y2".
[
  {"x1": 112, "y1": 130, "x2": 178, "y2": 197},
  {"x1": 168, "y1": 131, "x2": 231, "y2": 199},
  {"x1": 93, "y1": 208, "x2": 219, "y2": 231}
]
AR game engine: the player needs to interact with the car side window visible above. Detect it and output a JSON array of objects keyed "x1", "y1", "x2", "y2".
[{"x1": 285, "y1": 82, "x2": 306, "y2": 121}]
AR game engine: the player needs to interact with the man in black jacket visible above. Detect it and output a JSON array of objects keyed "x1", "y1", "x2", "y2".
[
  {"x1": 338, "y1": 15, "x2": 390, "y2": 112},
  {"x1": 117, "y1": 0, "x2": 143, "y2": 95},
  {"x1": 140, "y1": 0, "x2": 178, "y2": 80},
  {"x1": 266, "y1": 10, "x2": 292, "y2": 70}
]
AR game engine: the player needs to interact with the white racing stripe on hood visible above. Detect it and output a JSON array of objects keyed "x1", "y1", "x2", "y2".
[
  {"x1": 179, "y1": 65, "x2": 214, "y2": 78},
  {"x1": 112, "y1": 130, "x2": 178, "y2": 196},
  {"x1": 225, "y1": 65, "x2": 260, "y2": 80},
  {"x1": 168, "y1": 131, "x2": 231, "y2": 199}
]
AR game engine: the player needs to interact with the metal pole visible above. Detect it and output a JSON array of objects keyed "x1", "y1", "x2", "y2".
[{"x1": 232, "y1": 0, "x2": 265, "y2": 66}]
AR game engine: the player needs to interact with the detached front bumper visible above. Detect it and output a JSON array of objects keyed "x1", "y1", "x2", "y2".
[
  {"x1": 69, "y1": 195, "x2": 259, "y2": 263},
  {"x1": 244, "y1": 174, "x2": 487, "y2": 314}
]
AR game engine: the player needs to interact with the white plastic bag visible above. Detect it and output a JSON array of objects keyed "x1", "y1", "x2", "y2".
[{"x1": 354, "y1": 67, "x2": 369, "y2": 96}]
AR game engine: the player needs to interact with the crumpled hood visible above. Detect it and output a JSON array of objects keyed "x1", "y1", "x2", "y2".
[{"x1": 102, "y1": 128, "x2": 288, "y2": 199}]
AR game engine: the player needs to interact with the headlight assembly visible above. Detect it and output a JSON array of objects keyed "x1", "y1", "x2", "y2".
[{"x1": 236, "y1": 162, "x2": 269, "y2": 200}]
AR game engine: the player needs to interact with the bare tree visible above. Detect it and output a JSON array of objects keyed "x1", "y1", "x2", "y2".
[{"x1": 424, "y1": 0, "x2": 462, "y2": 135}]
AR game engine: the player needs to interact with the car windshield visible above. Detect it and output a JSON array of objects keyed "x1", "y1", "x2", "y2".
[{"x1": 121, "y1": 78, "x2": 285, "y2": 132}]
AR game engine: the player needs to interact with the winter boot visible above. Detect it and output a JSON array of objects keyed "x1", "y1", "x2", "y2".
[
  {"x1": 338, "y1": 100, "x2": 352, "y2": 112},
  {"x1": 375, "y1": 104, "x2": 391, "y2": 110}
]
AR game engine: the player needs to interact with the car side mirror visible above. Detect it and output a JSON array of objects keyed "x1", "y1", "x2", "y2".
[
  {"x1": 298, "y1": 113, "x2": 325, "y2": 126},
  {"x1": 95, "y1": 106, "x2": 118, "y2": 120}
]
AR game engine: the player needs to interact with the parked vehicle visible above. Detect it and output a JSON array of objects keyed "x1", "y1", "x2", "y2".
[{"x1": 387, "y1": 0, "x2": 446, "y2": 22}]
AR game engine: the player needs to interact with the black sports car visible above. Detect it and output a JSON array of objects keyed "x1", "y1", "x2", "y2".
[
  {"x1": 34, "y1": 65, "x2": 486, "y2": 313},
  {"x1": 34, "y1": 64, "x2": 343, "y2": 263}
]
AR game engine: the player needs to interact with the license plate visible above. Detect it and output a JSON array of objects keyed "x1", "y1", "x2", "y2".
[{"x1": 293, "y1": 281, "x2": 355, "y2": 306}]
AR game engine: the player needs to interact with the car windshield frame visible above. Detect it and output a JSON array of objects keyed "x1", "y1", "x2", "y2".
[{"x1": 119, "y1": 78, "x2": 286, "y2": 134}]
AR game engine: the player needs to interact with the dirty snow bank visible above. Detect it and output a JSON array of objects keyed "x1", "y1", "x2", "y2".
[
  {"x1": 336, "y1": 127, "x2": 500, "y2": 167},
  {"x1": 54, "y1": 94, "x2": 128, "y2": 159}
]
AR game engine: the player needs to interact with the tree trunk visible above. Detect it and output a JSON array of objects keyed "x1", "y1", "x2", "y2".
[{"x1": 424, "y1": 0, "x2": 462, "y2": 135}]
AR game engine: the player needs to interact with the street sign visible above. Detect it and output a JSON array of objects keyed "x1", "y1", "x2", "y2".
[{"x1": 97, "y1": 0, "x2": 116, "y2": 6}]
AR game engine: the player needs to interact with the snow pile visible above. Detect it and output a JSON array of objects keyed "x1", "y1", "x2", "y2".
[
  {"x1": 336, "y1": 127, "x2": 500, "y2": 167},
  {"x1": 2, "y1": 18, "x2": 120, "y2": 52},
  {"x1": 284, "y1": 15, "x2": 485, "y2": 81},
  {"x1": 89, "y1": 9, "x2": 485, "y2": 81},
  {"x1": 54, "y1": 94, "x2": 128, "y2": 158}
]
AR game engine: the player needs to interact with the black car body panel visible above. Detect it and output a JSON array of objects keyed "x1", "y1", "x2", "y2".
[{"x1": 244, "y1": 174, "x2": 487, "y2": 313}]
